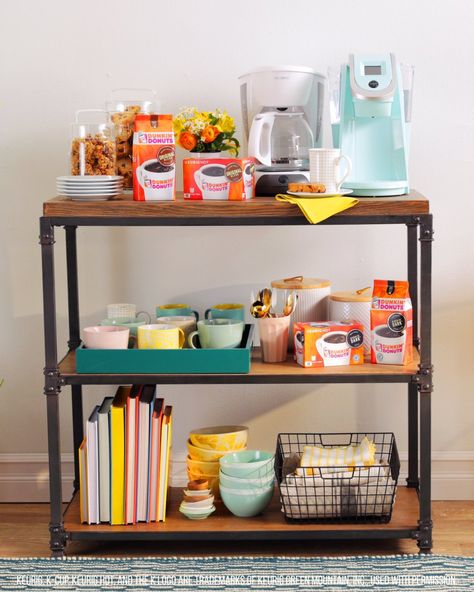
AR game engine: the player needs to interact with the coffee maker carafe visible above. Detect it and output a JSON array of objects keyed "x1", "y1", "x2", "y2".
[
  {"x1": 239, "y1": 66, "x2": 325, "y2": 196},
  {"x1": 248, "y1": 111, "x2": 313, "y2": 171}
]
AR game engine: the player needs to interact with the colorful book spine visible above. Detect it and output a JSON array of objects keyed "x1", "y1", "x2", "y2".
[{"x1": 110, "y1": 386, "x2": 130, "y2": 525}]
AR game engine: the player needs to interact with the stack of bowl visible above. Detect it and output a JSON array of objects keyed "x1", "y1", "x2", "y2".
[
  {"x1": 187, "y1": 425, "x2": 248, "y2": 494},
  {"x1": 219, "y1": 450, "x2": 275, "y2": 517},
  {"x1": 179, "y1": 479, "x2": 215, "y2": 520}
]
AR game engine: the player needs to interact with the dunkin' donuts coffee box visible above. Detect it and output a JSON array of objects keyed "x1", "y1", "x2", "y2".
[
  {"x1": 183, "y1": 157, "x2": 255, "y2": 200},
  {"x1": 133, "y1": 114, "x2": 175, "y2": 201},
  {"x1": 294, "y1": 321, "x2": 365, "y2": 368},
  {"x1": 370, "y1": 279, "x2": 413, "y2": 365}
]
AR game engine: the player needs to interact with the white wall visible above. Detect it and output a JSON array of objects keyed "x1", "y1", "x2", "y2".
[{"x1": 1, "y1": 0, "x2": 473, "y2": 500}]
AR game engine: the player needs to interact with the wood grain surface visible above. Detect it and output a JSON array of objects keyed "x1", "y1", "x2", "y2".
[
  {"x1": 64, "y1": 487, "x2": 418, "y2": 534},
  {"x1": 1, "y1": 498, "x2": 472, "y2": 556},
  {"x1": 43, "y1": 191, "x2": 430, "y2": 219}
]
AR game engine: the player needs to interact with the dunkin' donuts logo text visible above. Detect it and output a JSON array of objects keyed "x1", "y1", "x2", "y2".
[
  {"x1": 372, "y1": 297, "x2": 406, "y2": 311},
  {"x1": 323, "y1": 347, "x2": 350, "y2": 358},
  {"x1": 144, "y1": 178, "x2": 174, "y2": 189},
  {"x1": 137, "y1": 132, "x2": 174, "y2": 145},
  {"x1": 202, "y1": 181, "x2": 228, "y2": 191},
  {"x1": 376, "y1": 343, "x2": 404, "y2": 354}
]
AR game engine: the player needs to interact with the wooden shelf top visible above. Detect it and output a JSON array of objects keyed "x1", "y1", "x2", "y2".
[
  {"x1": 58, "y1": 348, "x2": 420, "y2": 385},
  {"x1": 43, "y1": 191, "x2": 429, "y2": 221},
  {"x1": 64, "y1": 486, "x2": 418, "y2": 538}
]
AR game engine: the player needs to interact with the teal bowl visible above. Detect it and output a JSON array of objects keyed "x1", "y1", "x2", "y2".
[
  {"x1": 219, "y1": 484, "x2": 274, "y2": 517},
  {"x1": 219, "y1": 450, "x2": 275, "y2": 479},
  {"x1": 219, "y1": 470, "x2": 274, "y2": 491}
]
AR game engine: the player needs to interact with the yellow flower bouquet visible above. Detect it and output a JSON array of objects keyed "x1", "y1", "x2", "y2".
[{"x1": 174, "y1": 107, "x2": 240, "y2": 156}]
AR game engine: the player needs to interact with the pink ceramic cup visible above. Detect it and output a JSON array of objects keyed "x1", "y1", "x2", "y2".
[
  {"x1": 83, "y1": 325, "x2": 130, "y2": 349},
  {"x1": 258, "y1": 316, "x2": 291, "y2": 363}
]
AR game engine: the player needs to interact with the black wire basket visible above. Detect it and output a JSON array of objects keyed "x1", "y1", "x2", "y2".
[{"x1": 275, "y1": 432, "x2": 400, "y2": 524}]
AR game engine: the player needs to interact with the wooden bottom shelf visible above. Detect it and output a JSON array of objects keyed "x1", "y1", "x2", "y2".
[{"x1": 64, "y1": 486, "x2": 419, "y2": 542}]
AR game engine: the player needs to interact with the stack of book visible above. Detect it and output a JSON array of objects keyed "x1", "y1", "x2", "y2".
[{"x1": 78, "y1": 385, "x2": 173, "y2": 524}]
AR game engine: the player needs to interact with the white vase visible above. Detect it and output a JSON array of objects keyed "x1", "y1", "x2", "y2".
[{"x1": 191, "y1": 152, "x2": 224, "y2": 159}]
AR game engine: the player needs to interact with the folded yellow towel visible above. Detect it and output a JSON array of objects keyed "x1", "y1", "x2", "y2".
[
  {"x1": 275, "y1": 193, "x2": 359, "y2": 224},
  {"x1": 296, "y1": 437, "x2": 376, "y2": 476}
]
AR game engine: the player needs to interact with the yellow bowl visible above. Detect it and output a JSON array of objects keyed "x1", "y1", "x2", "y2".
[
  {"x1": 189, "y1": 425, "x2": 248, "y2": 451},
  {"x1": 186, "y1": 456, "x2": 220, "y2": 476},
  {"x1": 187, "y1": 440, "x2": 247, "y2": 462}
]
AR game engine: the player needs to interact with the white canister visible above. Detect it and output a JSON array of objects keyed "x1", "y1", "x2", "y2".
[
  {"x1": 271, "y1": 276, "x2": 331, "y2": 349},
  {"x1": 329, "y1": 288, "x2": 372, "y2": 354}
]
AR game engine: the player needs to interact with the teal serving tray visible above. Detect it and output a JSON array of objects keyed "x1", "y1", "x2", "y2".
[{"x1": 76, "y1": 324, "x2": 254, "y2": 374}]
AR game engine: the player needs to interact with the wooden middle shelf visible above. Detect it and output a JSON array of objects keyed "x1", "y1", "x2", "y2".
[
  {"x1": 58, "y1": 349, "x2": 420, "y2": 385},
  {"x1": 64, "y1": 486, "x2": 418, "y2": 541}
]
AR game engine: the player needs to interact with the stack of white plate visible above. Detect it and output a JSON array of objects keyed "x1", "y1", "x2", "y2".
[{"x1": 56, "y1": 176, "x2": 124, "y2": 201}]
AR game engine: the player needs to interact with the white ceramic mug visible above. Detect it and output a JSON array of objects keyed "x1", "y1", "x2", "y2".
[
  {"x1": 372, "y1": 325, "x2": 406, "y2": 364},
  {"x1": 137, "y1": 159, "x2": 175, "y2": 201},
  {"x1": 309, "y1": 148, "x2": 351, "y2": 193},
  {"x1": 316, "y1": 331, "x2": 351, "y2": 366},
  {"x1": 106, "y1": 303, "x2": 150, "y2": 324},
  {"x1": 194, "y1": 164, "x2": 230, "y2": 200}
]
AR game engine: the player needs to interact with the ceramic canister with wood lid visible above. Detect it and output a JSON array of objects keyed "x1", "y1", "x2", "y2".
[
  {"x1": 329, "y1": 288, "x2": 372, "y2": 353},
  {"x1": 271, "y1": 276, "x2": 331, "y2": 350}
]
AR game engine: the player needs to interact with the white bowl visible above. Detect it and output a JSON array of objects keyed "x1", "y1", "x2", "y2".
[
  {"x1": 180, "y1": 497, "x2": 215, "y2": 510},
  {"x1": 83, "y1": 325, "x2": 129, "y2": 349}
]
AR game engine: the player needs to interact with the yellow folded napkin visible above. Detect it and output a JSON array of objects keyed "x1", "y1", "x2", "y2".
[{"x1": 275, "y1": 193, "x2": 359, "y2": 224}]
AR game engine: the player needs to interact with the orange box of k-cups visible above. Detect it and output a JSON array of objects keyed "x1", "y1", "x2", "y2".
[
  {"x1": 183, "y1": 157, "x2": 255, "y2": 200},
  {"x1": 294, "y1": 321, "x2": 365, "y2": 368},
  {"x1": 370, "y1": 279, "x2": 413, "y2": 365}
]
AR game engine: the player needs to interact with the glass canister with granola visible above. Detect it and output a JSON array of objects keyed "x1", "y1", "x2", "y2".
[
  {"x1": 70, "y1": 110, "x2": 117, "y2": 176},
  {"x1": 107, "y1": 89, "x2": 158, "y2": 190}
]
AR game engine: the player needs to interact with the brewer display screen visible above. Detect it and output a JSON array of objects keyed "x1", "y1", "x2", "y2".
[{"x1": 365, "y1": 65, "x2": 382, "y2": 75}]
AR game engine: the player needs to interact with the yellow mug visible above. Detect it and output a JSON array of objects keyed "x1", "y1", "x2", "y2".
[{"x1": 137, "y1": 324, "x2": 185, "y2": 350}]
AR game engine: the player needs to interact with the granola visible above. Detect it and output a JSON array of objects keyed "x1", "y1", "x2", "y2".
[{"x1": 71, "y1": 134, "x2": 116, "y2": 176}]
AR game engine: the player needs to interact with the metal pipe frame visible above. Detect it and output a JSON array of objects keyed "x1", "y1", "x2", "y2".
[
  {"x1": 65, "y1": 226, "x2": 83, "y2": 491},
  {"x1": 40, "y1": 211, "x2": 433, "y2": 555},
  {"x1": 40, "y1": 218, "x2": 66, "y2": 556}
]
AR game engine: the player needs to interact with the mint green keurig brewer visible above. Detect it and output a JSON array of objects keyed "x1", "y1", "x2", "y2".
[{"x1": 331, "y1": 53, "x2": 413, "y2": 197}]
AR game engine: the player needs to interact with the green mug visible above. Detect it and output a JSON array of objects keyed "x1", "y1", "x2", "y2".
[
  {"x1": 188, "y1": 319, "x2": 244, "y2": 349},
  {"x1": 156, "y1": 304, "x2": 199, "y2": 321},
  {"x1": 204, "y1": 303, "x2": 245, "y2": 322}
]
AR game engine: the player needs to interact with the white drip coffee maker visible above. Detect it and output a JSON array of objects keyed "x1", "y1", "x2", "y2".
[{"x1": 239, "y1": 66, "x2": 326, "y2": 196}]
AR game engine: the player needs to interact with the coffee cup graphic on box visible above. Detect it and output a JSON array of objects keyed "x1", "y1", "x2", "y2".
[
  {"x1": 137, "y1": 159, "x2": 175, "y2": 201},
  {"x1": 316, "y1": 331, "x2": 351, "y2": 366},
  {"x1": 194, "y1": 164, "x2": 229, "y2": 200}
]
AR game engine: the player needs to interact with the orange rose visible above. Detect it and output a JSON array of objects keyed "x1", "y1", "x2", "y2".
[
  {"x1": 179, "y1": 131, "x2": 197, "y2": 151},
  {"x1": 201, "y1": 125, "x2": 220, "y2": 143}
]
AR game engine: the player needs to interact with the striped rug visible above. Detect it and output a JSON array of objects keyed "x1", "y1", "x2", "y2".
[{"x1": 0, "y1": 555, "x2": 472, "y2": 591}]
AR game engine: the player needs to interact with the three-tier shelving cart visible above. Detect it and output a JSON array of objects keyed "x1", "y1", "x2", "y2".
[{"x1": 40, "y1": 192, "x2": 433, "y2": 556}]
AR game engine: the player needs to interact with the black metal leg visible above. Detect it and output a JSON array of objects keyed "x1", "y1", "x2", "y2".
[
  {"x1": 41, "y1": 217, "x2": 66, "y2": 557},
  {"x1": 407, "y1": 383, "x2": 419, "y2": 488},
  {"x1": 407, "y1": 222, "x2": 419, "y2": 347},
  {"x1": 65, "y1": 226, "x2": 83, "y2": 490},
  {"x1": 417, "y1": 214, "x2": 433, "y2": 553}
]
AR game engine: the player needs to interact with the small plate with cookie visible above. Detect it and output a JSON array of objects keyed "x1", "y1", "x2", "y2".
[{"x1": 287, "y1": 182, "x2": 353, "y2": 198}]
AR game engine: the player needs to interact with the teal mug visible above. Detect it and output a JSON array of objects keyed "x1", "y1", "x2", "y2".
[
  {"x1": 156, "y1": 304, "x2": 199, "y2": 321},
  {"x1": 188, "y1": 319, "x2": 244, "y2": 349},
  {"x1": 204, "y1": 303, "x2": 245, "y2": 322}
]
